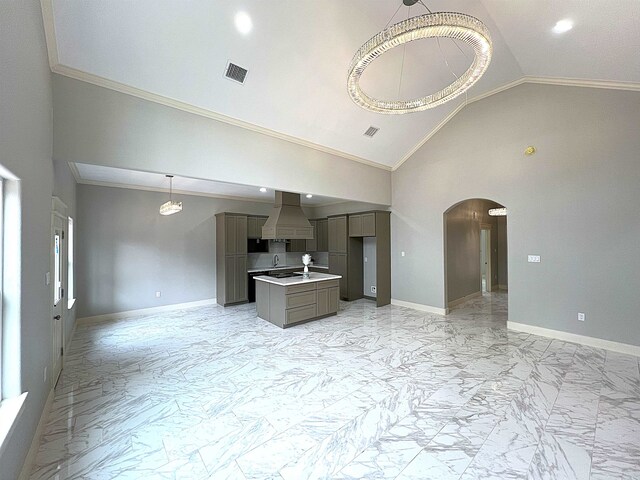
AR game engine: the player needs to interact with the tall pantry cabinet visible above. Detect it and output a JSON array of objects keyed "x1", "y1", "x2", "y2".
[{"x1": 216, "y1": 213, "x2": 248, "y2": 306}]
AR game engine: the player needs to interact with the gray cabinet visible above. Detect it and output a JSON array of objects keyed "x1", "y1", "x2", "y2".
[
  {"x1": 224, "y1": 255, "x2": 248, "y2": 303},
  {"x1": 306, "y1": 220, "x2": 317, "y2": 252},
  {"x1": 287, "y1": 239, "x2": 307, "y2": 252},
  {"x1": 329, "y1": 253, "x2": 348, "y2": 299},
  {"x1": 317, "y1": 283, "x2": 339, "y2": 316},
  {"x1": 224, "y1": 215, "x2": 247, "y2": 254},
  {"x1": 349, "y1": 213, "x2": 375, "y2": 237},
  {"x1": 328, "y1": 216, "x2": 348, "y2": 253},
  {"x1": 316, "y1": 219, "x2": 328, "y2": 252},
  {"x1": 247, "y1": 216, "x2": 267, "y2": 239},
  {"x1": 216, "y1": 213, "x2": 248, "y2": 306},
  {"x1": 256, "y1": 278, "x2": 339, "y2": 328}
]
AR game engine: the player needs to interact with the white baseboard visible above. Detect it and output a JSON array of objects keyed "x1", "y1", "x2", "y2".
[
  {"x1": 507, "y1": 321, "x2": 640, "y2": 357},
  {"x1": 18, "y1": 388, "x2": 54, "y2": 480},
  {"x1": 391, "y1": 298, "x2": 448, "y2": 315},
  {"x1": 78, "y1": 298, "x2": 217, "y2": 324},
  {"x1": 447, "y1": 291, "x2": 482, "y2": 308}
]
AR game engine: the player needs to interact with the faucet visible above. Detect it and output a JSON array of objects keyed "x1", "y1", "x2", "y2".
[{"x1": 273, "y1": 254, "x2": 279, "y2": 267}]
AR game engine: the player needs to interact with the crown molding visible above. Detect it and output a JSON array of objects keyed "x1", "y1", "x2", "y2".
[
  {"x1": 43, "y1": 0, "x2": 640, "y2": 175},
  {"x1": 391, "y1": 75, "x2": 640, "y2": 171},
  {"x1": 50, "y1": 63, "x2": 393, "y2": 172},
  {"x1": 66, "y1": 161, "x2": 81, "y2": 183},
  {"x1": 391, "y1": 77, "x2": 528, "y2": 171},
  {"x1": 524, "y1": 75, "x2": 640, "y2": 92}
]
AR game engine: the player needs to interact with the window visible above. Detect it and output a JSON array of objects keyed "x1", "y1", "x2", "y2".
[
  {"x1": 67, "y1": 217, "x2": 75, "y2": 309},
  {"x1": 0, "y1": 174, "x2": 27, "y2": 450}
]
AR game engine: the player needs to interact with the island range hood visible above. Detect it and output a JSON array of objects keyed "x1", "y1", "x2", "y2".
[{"x1": 261, "y1": 191, "x2": 313, "y2": 240}]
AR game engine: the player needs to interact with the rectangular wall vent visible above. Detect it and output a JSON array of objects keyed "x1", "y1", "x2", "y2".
[
  {"x1": 225, "y1": 62, "x2": 248, "y2": 84},
  {"x1": 364, "y1": 126, "x2": 379, "y2": 137}
]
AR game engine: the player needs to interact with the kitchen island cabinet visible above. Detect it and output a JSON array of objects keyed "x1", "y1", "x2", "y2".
[{"x1": 255, "y1": 273, "x2": 341, "y2": 328}]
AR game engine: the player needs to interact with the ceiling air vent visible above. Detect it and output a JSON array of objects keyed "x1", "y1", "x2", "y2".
[
  {"x1": 224, "y1": 62, "x2": 248, "y2": 84},
  {"x1": 364, "y1": 126, "x2": 379, "y2": 138}
]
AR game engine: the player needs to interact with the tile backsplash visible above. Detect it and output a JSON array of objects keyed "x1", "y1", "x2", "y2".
[{"x1": 247, "y1": 241, "x2": 328, "y2": 270}]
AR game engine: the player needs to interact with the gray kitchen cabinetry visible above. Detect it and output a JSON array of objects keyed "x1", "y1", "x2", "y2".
[
  {"x1": 349, "y1": 213, "x2": 376, "y2": 237},
  {"x1": 287, "y1": 239, "x2": 307, "y2": 252},
  {"x1": 256, "y1": 278, "x2": 339, "y2": 328},
  {"x1": 216, "y1": 213, "x2": 248, "y2": 306},
  {"x1": 328, "y1": 253, "x2": 348, "y2": 299},
  {"x1": 316, "y1": 218, "x2": 328, "y2": 252},
  {"x1": 328, "y1": 216, "x2": 348, "y2": 253},
  {"x1": 306, "y1": 220, "x2": 317, "y2": 252},
  {"x1": 247, "y1": 216, "x2": 267, "y2": 239}
]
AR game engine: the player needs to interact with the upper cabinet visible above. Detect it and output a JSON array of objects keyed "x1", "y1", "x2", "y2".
[
  {"x1": 349, "y1": 213, "x2": 375, "y2": 237},
  {"x1": 328, "y1": 216, "x2": 348, "y2": 253},
  {"x1": 224, "y1": 215, "x2": 248, "y2": 254},
  {"x1": 316, "y1": 218, "x2": 328, "y2": 252},
  {"x1": 247, "y1": 216, "x2": 267, "y2": 239}
]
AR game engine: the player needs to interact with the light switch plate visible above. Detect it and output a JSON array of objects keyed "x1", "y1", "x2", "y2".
[
  {"x1": 577, "y1": 312, "x2": 585, "y2": 322},
  {"x1": 528, "y1": 255, "x2": 541, "y2": 263}
]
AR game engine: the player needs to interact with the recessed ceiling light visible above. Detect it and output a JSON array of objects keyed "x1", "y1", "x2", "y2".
[
  {"x1": 306, "y1": 194, "x2": 313, "y2": 199},
  {"x1": 552, "y1": 19, "x2": 573, "y2": 34},
  {"x1": 235, "y1": 11, "x2": 252, "y2": 35},
  {"x1": 259, "y1": 187, "x2": 267, "y2": 193}
]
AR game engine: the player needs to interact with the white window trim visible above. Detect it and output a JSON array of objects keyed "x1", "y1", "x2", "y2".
[
  {"x1": 0, "y1": 392, "x2": 27, "y2": 456},
  {"x1": 67, "y1": 216, "x2": 75, "y2": 310}
]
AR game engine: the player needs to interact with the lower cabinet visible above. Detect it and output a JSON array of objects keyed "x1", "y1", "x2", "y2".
[
  {"x1": 317, "y1": 284, "x2": 339, "y2": 316},
  {"x1": 256, "y1": 279, "x2": 339, "y2": 328},
  {"x1": 329, "y1": 253, "x2": 348, "y2": 299},
  {"x1": 222, "y1": 254, "x2": 247, "y2": 305}
]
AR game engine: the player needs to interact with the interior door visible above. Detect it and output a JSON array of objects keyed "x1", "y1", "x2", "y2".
[
  {"x1": 480, "y1": 226, "x2": 492, "y2": 293},
  {"x1": 52, "y1": 215, "x2": 65, "y2": 386}
]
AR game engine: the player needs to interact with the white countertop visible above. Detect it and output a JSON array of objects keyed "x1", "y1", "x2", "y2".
[
  {"x1": 254, "y1": 272, "x2": 341, "y2": 286},
  {"x1": 248, "y1": 264, "x2": 328, "y2": 273}
]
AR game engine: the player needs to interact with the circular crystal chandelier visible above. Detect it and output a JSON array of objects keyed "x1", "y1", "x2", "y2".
[{"x1": 347, "y1": 7, "x2": 492, "y2": 114}]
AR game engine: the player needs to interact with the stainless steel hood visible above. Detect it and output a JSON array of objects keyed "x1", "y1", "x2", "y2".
[{"x1": 261, "y1": 191, "x2": 313, "y2": 240}]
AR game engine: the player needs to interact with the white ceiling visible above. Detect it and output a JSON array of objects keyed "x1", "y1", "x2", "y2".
[
  {"x1": 72, "y1": 162, "x2": 340, "y2": 206},
  {"x1": 46, "y1": 1, "x2": 640, "y2": 170}
]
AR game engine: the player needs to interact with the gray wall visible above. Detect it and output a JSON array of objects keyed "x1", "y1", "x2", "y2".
[
  {"x1": 52, "y1": 75, "x2": 392, "y2": 206},
  {"x1": 497, "y1": 216, "x2": 508, "y2": 287},
  {"x1": 77, "y1": 185, "x2": 274, "y2": 318},
  {"x1": 392, "y1": 83, "x2": 640, "y2": 346},
  {"x1": 52, "y1": 158, "x2": 77, "y2": 344},
  {"x1": 444, "y1": 199, "x2": 502, "y2": 304},
  {"x1": 363, "y1": 237, "x2": 377, "y2": 298},
  {"x1": 0, "y1": 1, "x2": 55, "y2": 478}
]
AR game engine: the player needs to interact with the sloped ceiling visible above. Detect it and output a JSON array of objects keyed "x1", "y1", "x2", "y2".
[{"x1": 43, "y1": 0, "x2": 640, "y2": 172}]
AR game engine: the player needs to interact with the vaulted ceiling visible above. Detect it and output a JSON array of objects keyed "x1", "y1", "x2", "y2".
[{"x1": 43, "y1": 0, "x2": 640, "y2": 171}]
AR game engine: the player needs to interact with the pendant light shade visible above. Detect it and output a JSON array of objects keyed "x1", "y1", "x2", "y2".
[{"x1": 159, "y1": 175, "x2": 182, "y2": 215}]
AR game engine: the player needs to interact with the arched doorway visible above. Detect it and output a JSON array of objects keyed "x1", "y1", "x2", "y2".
[{"x1": 443, "y1": 198, "x2": 508, "y2": 316}]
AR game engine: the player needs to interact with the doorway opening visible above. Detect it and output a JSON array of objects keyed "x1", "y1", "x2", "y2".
[{"x1": 443, "y1": 199, "x2": 508, "y2": 316}]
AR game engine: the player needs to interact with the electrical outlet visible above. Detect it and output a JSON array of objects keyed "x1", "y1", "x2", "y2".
[
  {"x1": 371, "y1": 286, "x2": 377, "y2": 294},
  {"x1": 401, "y1": 251, "x2": 405, "y2": 257},
  {"x1": 155, "y1": 291, "x2": 161, "y2": 298},
  {"x1": 364, "y1": 256, "x2": 368, "y2": 263},
  {"x1": 577, "y1": 312, "x2": 585, "y2": 322},
  {"x1": 527, "y1": 255, "x2": 541, "y2": 263},
  {"x1": 43, "y1": 366, "x2": 48, "y2": 383}
]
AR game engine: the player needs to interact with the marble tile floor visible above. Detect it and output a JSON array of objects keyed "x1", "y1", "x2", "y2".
[{"x1": 28, "y1": 292, "x2": 640, "y2": 479}]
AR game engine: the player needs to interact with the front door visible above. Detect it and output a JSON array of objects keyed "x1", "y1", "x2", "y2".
[{"x1": 52, "y1": 215, "x2": 64, "y2": 386}]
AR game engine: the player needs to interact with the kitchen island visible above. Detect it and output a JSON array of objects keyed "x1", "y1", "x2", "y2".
[{"x1": 255, "y1": 272, "x2": 341, "y2": 328}]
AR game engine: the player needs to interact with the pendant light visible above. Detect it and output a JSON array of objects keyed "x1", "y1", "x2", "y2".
[{"x1": 159, "y1": 175, "x2": 182, "y2": 215}]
